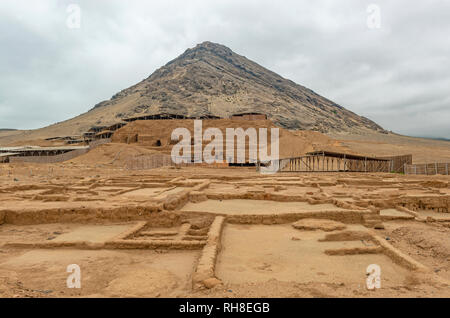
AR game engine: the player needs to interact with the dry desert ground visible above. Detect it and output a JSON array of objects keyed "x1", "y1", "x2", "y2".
[{"x1": 0, "y1": 161, "x2": 449, "y2": 298}]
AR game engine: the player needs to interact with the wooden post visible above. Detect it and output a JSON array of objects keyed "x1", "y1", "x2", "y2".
[
  {"x1": 345, "y1": 155, "x2": 348, "y2": 171},
  {"x1": 435, "y1": 162, "x2": 438, "y2": 175},
  {"x1": 446, "y1": 163, "x2": 449, "y2": 175},
  {"x1": 322, "y1": 153, "x2": 325, "y2": 171}
]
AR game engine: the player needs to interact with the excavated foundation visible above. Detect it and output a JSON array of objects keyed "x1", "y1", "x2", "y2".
[{"x1": 0, "y1": 168, "x2": 449, "y2": 297}]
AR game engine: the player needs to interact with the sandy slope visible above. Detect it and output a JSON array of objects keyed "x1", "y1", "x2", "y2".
[{"x1": 330, "y1": 132, "x2": 450, "y2": 163}]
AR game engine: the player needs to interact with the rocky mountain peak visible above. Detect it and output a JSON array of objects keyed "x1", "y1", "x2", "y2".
[{"x1": 84, "y1": 42, "x2": 386, "y2": 134}]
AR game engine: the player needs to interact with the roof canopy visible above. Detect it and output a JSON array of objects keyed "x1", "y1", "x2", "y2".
[{"x1": 306, "y1": 150, "x2": 391, "y2": 161}]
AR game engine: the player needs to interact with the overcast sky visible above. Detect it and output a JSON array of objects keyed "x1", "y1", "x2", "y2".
[{"x1": 0, "y1": 0, "x2": 449, "y2": 138}]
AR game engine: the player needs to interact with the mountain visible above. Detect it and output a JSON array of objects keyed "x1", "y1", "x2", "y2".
[{"x1": 2, "y1": 41, "x2": 386, "y2": 142}]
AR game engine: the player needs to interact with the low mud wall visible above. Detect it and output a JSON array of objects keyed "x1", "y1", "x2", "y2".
[
  {"x1": 368, "y1": 231, "x2": 428, "y2": 271},
  {"x1": 394, "y1": 196, "x2": 450, "y2": 213},
  {"x1": 325, "y1": 246, "x2": 383, "y2": 255},
  {"x1": 2, "y1": 239, "x2": 206, "y2": 250},
  {"x1": 104, "y1": 239, "x2": 205, "y2": 250},
  {"x1": 113, "y1": 221, "x2": 147, "y2": 240},
  {"x1": 224, "y1": 210, "x2": 367, "y2": 225},
  {"x1": 320, "y1": 229, "x2": 429, "y2": 271},
  {"x1": 204, "y1": 191, "x2": 358, "y2": 207},
  {"x1": 183, "y1": 210, "x2": 370, "y2": 225},
  {"x1": 1, "y1": 206, "x2": 182, "y2": 226},
  {"x1": 193, "y1": 216, "x2": 225, "y2": 288}
]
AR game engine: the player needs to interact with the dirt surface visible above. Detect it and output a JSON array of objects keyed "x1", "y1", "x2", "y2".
[
  {"x1": 0, "y1": 162, "x2": 449, "y2": 298},
  {"x1": 379, "y1": 221, "x2": 450, "y2": 281},
  {"x1": 0, "y1": 249, "x2": 198, "y2": 298}
]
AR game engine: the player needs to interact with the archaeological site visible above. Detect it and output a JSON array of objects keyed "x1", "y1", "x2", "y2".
[{"x1": 1, "y1": 3, "x2": 450, "y2": 302}]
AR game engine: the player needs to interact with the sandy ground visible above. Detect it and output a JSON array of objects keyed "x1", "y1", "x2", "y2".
[
  {"x1": 0, "y1": 223, "x2": 133, "y2": 244},
  {"x1": 378, "y1": 221, "x2": 450, "y2": 281},
  {"x1": 216, "y1": 224, "x2": 406, "y2": 286},
  {"x1": 331, "y1": 132, "x2": 450, "y2": 163},
  {"x1": 0, "y1": 163, "x2": 449, "y2": 298},
  {"x1": 0, "y1": 249, "x2": 198, "y2": 297}
]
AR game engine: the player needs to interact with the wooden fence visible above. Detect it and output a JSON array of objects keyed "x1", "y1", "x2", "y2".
[
  {"x1": 8, "y1": 139, "x2": 112, "y2": 164},
  {"x1": 278, "y1": 152, "x2": 391, "y2": 173},
  {"x1": 378, "y1": 154, "x2": 412, "y2": 173},
  {"x1": 123, "y1": 154, "x2": 231, "y2": 170},
  {"x1": 278, "y1": 152, "x2": 414, "y2": 174},
  {"x1": 124, "y1": 154, "x2": 174, "y2": 170},
  {"x1": 9, "y1": 148, "x2": 89, "y2": 164}
]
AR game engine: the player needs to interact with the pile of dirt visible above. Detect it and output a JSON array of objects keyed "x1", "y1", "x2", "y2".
[
  {"x1": 390, "y1": 225, "x2": 450, "y2": 260},
  {"x1": 380, "y1": 222, "x2": 450, "y2": 280}
]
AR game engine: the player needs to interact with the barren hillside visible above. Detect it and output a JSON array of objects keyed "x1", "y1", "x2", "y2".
[{"x1": 0, "y1": 41, "x2": 386, "y2": 146}]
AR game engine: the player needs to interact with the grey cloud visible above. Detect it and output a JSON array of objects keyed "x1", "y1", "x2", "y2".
[{"x1": 0, "y1": 0, "x2": 449, "y2": 138}]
